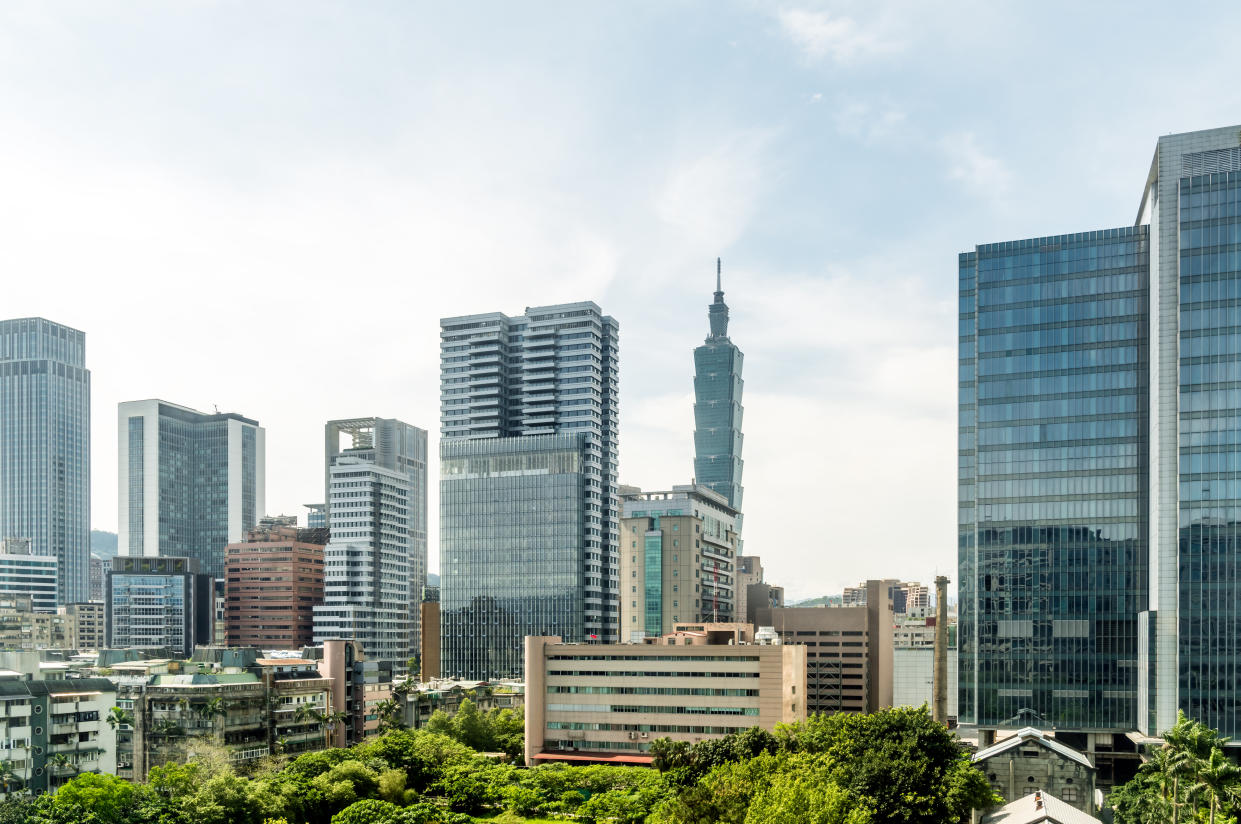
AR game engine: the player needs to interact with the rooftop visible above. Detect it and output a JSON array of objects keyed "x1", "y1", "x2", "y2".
[
  {"x1": 980, "y1": 790, "x2": 1101, "y2": 824},
  {"x1": 973, "y1": 728, "x2": 1094, "y2": 770}
]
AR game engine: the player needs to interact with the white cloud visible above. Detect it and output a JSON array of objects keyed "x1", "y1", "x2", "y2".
[
  {"x1": 653, "y1": 129, "x2": 778, "y2": 249},
  {"x1": 776, "y1": 8, "x2": 900, "y2": 64},
  {"x1": 941, "y1": 131, "x2": 1013, "y2": 199},
  {"x1": 833, "y1": 99, "x2": 907, "y2": 142}
]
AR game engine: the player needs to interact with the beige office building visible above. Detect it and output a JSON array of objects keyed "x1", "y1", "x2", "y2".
[
  {"x1": 756, "y1": 579, "x2": 894, "y2": 716},
  {"x1": 524, "y1": 623, "x2": 806, "y2": 766},
  {"x1": 620, "y1": 485, "x2": 739, "y2": 638}
]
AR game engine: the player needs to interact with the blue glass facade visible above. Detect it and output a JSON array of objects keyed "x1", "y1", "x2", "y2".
[
  {"x1": 693, "y1": 265, "x2": 744, "y2": 515},
  {"x1": 959, "y1": 228, "x2": 1150, "y2": 731},
  {"x1": 0, "y1": 318, "x2": 91, "y2": 605},
  {"x1": 441, "y1": 434, "x2": 588, "y2": 679},
  {"x1": 1177, "y1": 169, "x2": 1241, "y2": 735}
]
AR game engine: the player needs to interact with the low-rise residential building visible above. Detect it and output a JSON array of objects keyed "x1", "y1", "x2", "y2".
[
  {"x1": 126, "y1": 671, "x2": 269, "y2": 781},
  {"x1": 0, "y1": 677, "x2": 117, "y2": 796},
  {"x1": 524, "y1": 624, "x2": 806, "y2": 766},
  {"x1": 756, "y1": 579, "x2": 894, "y2": 717},
  {"x1": 62, "y1": 602, "x2": 105, "y2": 650},
  {"x1": 253, "y1": 658, "x2": 332, "y2": 755},
  {"x1": 972, "y1": 728, "x2": 1097, "y2": 814},
  {"x1": 307, "y1": 639, "x2": 395, "y2": 747},
  {"x1": 397, "y1": 678, "x2": 523, "y2": 730}
]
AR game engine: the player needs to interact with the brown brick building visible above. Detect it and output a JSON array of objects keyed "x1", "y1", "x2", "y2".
[{"x1": 225, "y1": 523, "x2": 327, "y2": 649}]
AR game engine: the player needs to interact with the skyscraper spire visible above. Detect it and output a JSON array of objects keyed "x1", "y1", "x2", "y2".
[{"x1": 708, "y1": 258, "x2": 730, "y2": 339}]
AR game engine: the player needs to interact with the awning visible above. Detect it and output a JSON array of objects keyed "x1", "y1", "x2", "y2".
[{"x1": 532, "y1": 751, "x2": 654, "y2": 765}]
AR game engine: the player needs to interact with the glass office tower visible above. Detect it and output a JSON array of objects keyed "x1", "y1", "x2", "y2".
[
  {"x1": 441, "y1": 434, "x2": 588, "y2": 678},
  {"x1": 958, "y1": 227, "x2": 1150, "y2": 732},
  {"x1": 0, "y1": 318, "x2": 91, "y2": 605},
  {"x1": 118, "y1": 400, "x2": 265, "y2": 579},
  {"x1": 693, "y1": 260, "x2": 745, "y2": 516},
  {"x1": 440, "y1": 302, "x2": 619, "y2": 679},
  {"x1": 959, "y1": 125, "x2": 1241, "y2": 744},
  {"x1": 1169, "y1": 148, "x2": 1241, "y2": 736}
]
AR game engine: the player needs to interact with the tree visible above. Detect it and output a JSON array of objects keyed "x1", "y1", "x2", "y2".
[
  {"x1": 423, "y1": 710, "x2": 452, "y2": 738},
  {"x1": 450, "y1": 699, "x2": 488, "y2": 751},
  {"x1": 1188, "y1": 748, "x2": 1241, "y2": 824},
  {"x1": 374, "y1": 700, "x2": 404, "y2": 734},
  {"x1": 189, "y1": 772, "x2": 270, "y2": 824},
  {"x1": 40, "y1": 773, "x2": 138, "y2": 824},
  {"x1": 325, "y1": 711, "x2": 350, "y2": 746},
  {"x1": 745, "y1": 755, "x2": 872, "y2": 824},
  {"x1": 105, "y1": 707, "x2": 133, "y2": 731},
  {"x1": 330, "y1": 799, "x2": 401, "y2": 824},
  {"x1": 377, "y1": 769, "x2": 406, "y2": 803},
  {"x1": 774, "y1": 707, "x2": 995, "y2": 823}
]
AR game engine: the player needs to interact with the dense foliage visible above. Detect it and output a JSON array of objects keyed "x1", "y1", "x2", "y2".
[
  {"x1": 422, "y1": 698, "x2": 525, "y2": 761},
  {"x1": 1111, "y1": 711, "x2": 1241, "y2": 824},
  {"x1": 0, "y1": 706, "x2": 992, "y2": 824},
  {"x1": 650, "y1": 706, "x2": 996, "y2": 824}
]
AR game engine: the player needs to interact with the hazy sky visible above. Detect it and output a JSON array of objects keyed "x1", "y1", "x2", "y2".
[{"x1": 5, "y1": 1, "x2": 1241, "y2": 600}]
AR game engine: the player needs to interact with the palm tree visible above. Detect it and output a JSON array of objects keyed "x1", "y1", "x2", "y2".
[
  {"x1": 47, "y1": 752, "x2": 76, "y2": 789},
  {"x1": 325, "y1": 710, "x2": 349, "y2": 747},
  {"x1": 105, "y1": 706, "x2": 133, "y2": 730},
  {"x1": 194, "y1": 697, "x2": 226, "y2": 735},
  {"x1": 294, "y1": 704, "x2": 327, "y2": 748},
  {"x1": 1188, "y1": 748, "x2": 1241, "y2": 824},
  {"x1": 375, "y1": 699, "x2": 404, "y2": 733},
  {"x1": 0, "y1": 758, "x2": 18, "y2": 796}
]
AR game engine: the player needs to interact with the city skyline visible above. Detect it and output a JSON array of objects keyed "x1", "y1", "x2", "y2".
[{"x1": 6, "y1": 3, "x2": 1241, "y2": 601}]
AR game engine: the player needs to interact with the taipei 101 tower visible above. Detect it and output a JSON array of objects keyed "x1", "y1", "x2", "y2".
[{"x1": 692, "y1": 259, "x2": 745, "y2": 527}]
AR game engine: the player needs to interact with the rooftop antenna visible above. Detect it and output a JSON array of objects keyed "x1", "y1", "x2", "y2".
[
  {"x1": 213, "y1": 404, "x2": 220, "y2": 414},
  {"x1": 716, "y1": 257, "x2": 722, "y2": 292}
]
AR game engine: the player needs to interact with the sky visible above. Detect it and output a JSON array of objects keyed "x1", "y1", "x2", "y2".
[{"x1": 4, "y1": 1, "x2": 1241, "y2": 601}]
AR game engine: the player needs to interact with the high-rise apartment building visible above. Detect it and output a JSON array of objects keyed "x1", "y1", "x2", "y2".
[
  {"x1": 0, "y1": 318, "x2": 91, "y2": 605},
  {"x1": 693, "y1": 262, "x2": 744, "y2": 521},
  {"x1": 323, "y1": 418, "x2": 427, "y2": 656},
  {"x1": 440, "y1": 302, "x2": 619, "y2": 679},
  {"x1": 117, "y1": 400, "x2": 265, "y2": 579},
  {"x1": 619, "y1": 485, "x2": 738, "y2": 639},
  {"x1": 312, "y1": 459, "x2": 412, "y2": 666},
  {"x1": 225, "y1": 521, "x2": 326, "y2": 649},
  {"x1": 843, "y1": 580, "x2": 929, "y2": 616},
  {"x1": 959, "y1": 125, "x2": 1241, "y2": 743}
]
